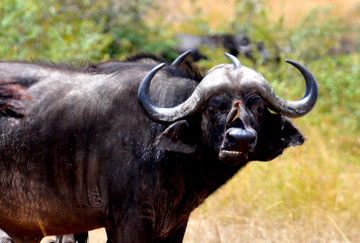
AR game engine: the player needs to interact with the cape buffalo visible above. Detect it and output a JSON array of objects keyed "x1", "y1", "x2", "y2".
[
  {"x1": 0, "y1": 52, "x2": 317, "y2": 242},
  {"x1": 51, "y1": 52, "x2": 196, "y2": 243},
  {"x1": 0, "y1": 52, "x2": 194, "y2": 243}
]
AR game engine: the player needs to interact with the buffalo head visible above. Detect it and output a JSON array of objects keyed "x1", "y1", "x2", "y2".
[{"x1": 138, "y1": 52, "x2": 318, "y2": 166}]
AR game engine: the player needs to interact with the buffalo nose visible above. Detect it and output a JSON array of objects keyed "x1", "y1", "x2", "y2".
[{"x1": 226, "y1": 128, "x2": 257, "y2": 151}]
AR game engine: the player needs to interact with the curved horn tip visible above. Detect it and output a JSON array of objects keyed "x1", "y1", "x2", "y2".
[
  {"x1": 155, "y1": 62, "x2": 166, "y2": 69},
  {"x1": 171, "y1": 50, "x2": 192, "y2": 66},
  {"x1": 139, "y1": 62, "x2": 166, "y2": 90},
  {"x1": 150, "y1": 63, "x2": 166, "y2": 73},
  {"x1": 141, "y1": 63, "x2": 166, "y2": 86},
  {"x1": 137, "y1": 62, "x2": 167, "y2": 122},
  {"x1": 224, "y1": 53, "x2": 241, "y2": 68},
  {"x1": 285, "y1": 59, "x2": 294, "y2": 64},
  {"x1": 285, "y1": 59, "x2": 306, "y2": 68},
  {"x1": 282, "y1": 58, "x2": 318, "y2": 117}
]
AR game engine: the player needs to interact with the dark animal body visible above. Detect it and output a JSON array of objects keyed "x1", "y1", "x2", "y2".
[{"x1": 0, "y1": 52, "x2": 317, "y2": 242}]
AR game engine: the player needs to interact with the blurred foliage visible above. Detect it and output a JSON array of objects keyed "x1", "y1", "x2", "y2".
[
  {"x1": 229, "y1": 0, "x2": 345, "y2": 63},
  {"x1": 0, "y1": 0, "x2": 112, "y2": 61},
  {"x1": 0, "y1": 0, "x2": 175, "y2": 61},
  {"x1": 193, "y1": 0, "x2": 360, "y2": 133}
]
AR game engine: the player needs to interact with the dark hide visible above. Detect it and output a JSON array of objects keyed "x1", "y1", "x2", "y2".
[
  {"x1": 0, "y1": 79, "x2": 30, "y2": 118},
  {"x1": 87, "y1": 53, "x2": 203, "y2": 82},
  {"x1": 0, "y1": 55, "x2": 307, "y2": 243}
]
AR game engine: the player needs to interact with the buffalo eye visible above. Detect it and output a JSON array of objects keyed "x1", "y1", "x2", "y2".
[
  {"x1": 208, "y1": 107, "x2": 216, "y2": 116},
  {"x1": 206, "y1": 95, "x2": 232, "y2": 118},
  {"x1": 246, "y1": 96, "x2": 264, "y2": 115},
  {"x1": 256, "y1": 106, "x2": 264, "y2": 114}
]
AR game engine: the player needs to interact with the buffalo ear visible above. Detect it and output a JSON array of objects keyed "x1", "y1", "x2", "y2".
[
  {"x1": 155, "y1": 120, "x2": 197, "y2": 154},
  {"x1": 255, "y1": 111, "x2": 305, "y2": 161}
]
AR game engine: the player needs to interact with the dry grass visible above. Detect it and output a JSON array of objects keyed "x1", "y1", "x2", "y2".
[
  {"x1": 264, "y1": 0, "x2": 360, "y2": 26},
  {"x1": 160, "y1": 0, "x2": 360, "y2": 29}
]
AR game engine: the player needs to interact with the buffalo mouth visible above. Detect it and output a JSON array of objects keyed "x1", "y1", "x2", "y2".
[
  {"x1": 219, "y1": 148, "x2": 253, "y2": 166},
  {"x1": 220, "y1": 149, "x2": 249, "y2": 159},
  {"x1": 219, "y1": 128, "x2": 257, "y2": 164},
  {"x1": 220, "y1": 149, "x2": 248, "y2": 159}
]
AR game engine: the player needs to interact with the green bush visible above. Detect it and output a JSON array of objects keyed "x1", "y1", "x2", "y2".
[
  {"x1": 0, "y1": 0, "x2": 113, "y2": 61},
  {"x1": 0, "y1": 0, "x2": 176, "y2": 61}
]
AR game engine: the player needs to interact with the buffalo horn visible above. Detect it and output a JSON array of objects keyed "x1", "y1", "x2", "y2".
[
  {"x1": 171, "y1": 50, "x2": 192, "y2": 66},
  {"x1": 259, "y1": 59, "x2": 318, "y2": 118},
  {"x1": 138, "y1": 63, "x2": 228, "y2": 124},
  {"x1": 224, "y1": 53, "x2": 241, "y2": 68},
  {"x1": 138, "y1": 57, "x2": 318, "y2": 124}
]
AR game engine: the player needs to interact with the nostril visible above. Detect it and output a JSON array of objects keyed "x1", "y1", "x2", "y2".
[
  {"x1": 226, "y1": 132, "x2": 236, "y2": 145},
  {"x1": 226, "y1": 128, "x2": 257, "y2": 150}
]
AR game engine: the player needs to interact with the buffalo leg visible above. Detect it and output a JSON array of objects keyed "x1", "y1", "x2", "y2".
[
  {"x1": 155, "y1": 219, "x2": 188, "y2": 243},
  {"x1": 0, "y1": 229, "x2": 13, "y2": 243},
  {"x1": 55, "y1": 234, "x2": 73, "y2": 243},
  {"x1": 73, "y1": 232, "x2": 88, "y2": 243},
  {"x1": 105, "y1": 228, "x2": 113, "y2": 243},
  {"x1": 55, "y1": 232, "x2": 88, "y2": 243},
  {"x1": 0, "y1": 230, "x2": 38, "y2": 243}
]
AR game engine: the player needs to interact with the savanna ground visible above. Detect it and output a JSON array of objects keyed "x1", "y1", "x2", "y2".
[{"x1": 1, "y1": 0, "x2": 359, "y2": 242}]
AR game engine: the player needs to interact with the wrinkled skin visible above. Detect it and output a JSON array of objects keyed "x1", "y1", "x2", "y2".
[{"x1": 0, "y1": 54, "x2": 315, "y2": 242}]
